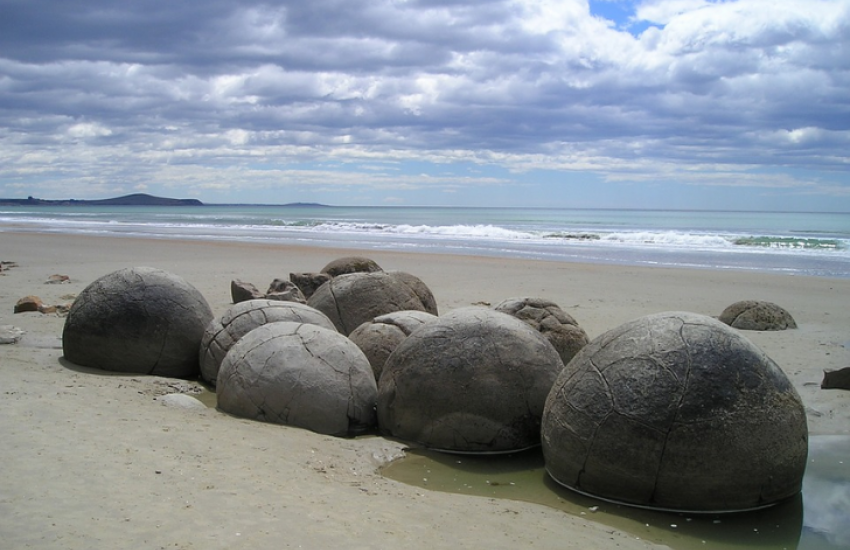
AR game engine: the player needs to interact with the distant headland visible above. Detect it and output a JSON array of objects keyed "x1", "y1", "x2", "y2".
[{"x1": 0, "y1": 193, "x2": 204, "y2": 207}]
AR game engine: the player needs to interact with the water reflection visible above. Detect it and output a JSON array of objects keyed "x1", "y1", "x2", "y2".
[{"x1": 381, "y1": 435, "x2": 850, "y2": 550}]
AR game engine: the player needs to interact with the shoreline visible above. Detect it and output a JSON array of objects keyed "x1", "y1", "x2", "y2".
[{"x1": 2, "y1": 232, "x2": 849, "y2": 549}]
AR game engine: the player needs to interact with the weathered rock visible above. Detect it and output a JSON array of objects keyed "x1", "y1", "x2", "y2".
[
  {"x1": 377, "y1": 307, "x2": 565, "y2": 454},
  {"x1": 822, "y1": 367, "x2": 850, "y2": 390},
  {"x1": 542, "y1": 311, "x2": 808, "y2": 512},
  {"x1": 320, "y1": 256, "x2": 382, "y2": 277},
  {"x1": 719, "y1": 300, "x2": 797, "y2": 331},
  {"x1": 45, "y1": 274, "x2": 70, "y2": 284},
  {"x1": 307, "y1": 272, "x2": 427, "y2": 335},
  {"x1": 14, "y1": 295, "x2": 43, "y2": 313},
  {"x1": 199, "y1": 299, "x2": 337, "y2": 386},
  {"x1": 493, "y1": 297, "x2": 589, "y2": 366},
  {"x1": 62, "y1": 267, "x2": 213, "y2": 378},
  {"x1": 289, "y1": 272, "x2": 332, "y2": 300},
  {"x1": 230, "y1": 279, "x2": 264, "y2": 304},
  {"x1": 217, "y1": 322, "x2": 377, "y2": 437},
  {"x1": 348, "y1": 310, "x2": 437, "y2": 380},
  {"x1": 387, "y1": 271, "x2": 439, "y2": 316},
  {"x1": 264, "y1": 279, "x2": 307, "y2": 304},
  {"x1": 157, "y1": 393, "x2": 207, "y2": 410},
  {"x1": 0, "y1": 325, "x2": 24, "y2": 345}
]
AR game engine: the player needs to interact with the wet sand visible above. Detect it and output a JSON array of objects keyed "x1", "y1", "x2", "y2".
[{"x1": 2, "y1": 232, "x2": 849, "y2": 549}]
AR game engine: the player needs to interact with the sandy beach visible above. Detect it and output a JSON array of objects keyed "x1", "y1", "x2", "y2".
[{"x1": 2, "y1": 231, "x2": 849, "y2": 549}]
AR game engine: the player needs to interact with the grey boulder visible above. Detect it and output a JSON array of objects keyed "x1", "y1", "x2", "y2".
[
  {"x1": 217, "y1": 322, "x2": 377, "y2": 437},
  {"x1": 348, "y1": 310, "x2": 437, "y2": 380},
  {"x1": 719, "y1": 300, "x2": 797, "y2": 330},
  {"x1": 541, "y1": 311, "x2": 808, "y2": 512},
  {"x1": 320, "y1": 256, "x2": 382, "y2": 277},
  {"x1": 387, "y1": 270, "x2": 439, "y2": 316},
  {"x1": 62, "y1": 267, "x2": 213, "y2": 378},
  {"x1": 493, "y1": 297, "x2": 588, "y2": 365},
  {"x1": 377, "y1": 307, "x2": 564, "y2": 454}
]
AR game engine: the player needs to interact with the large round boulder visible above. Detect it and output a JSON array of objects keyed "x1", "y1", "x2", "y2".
[
  {"x1": 719, "y1": 300, "x2": 797, "y2": 331},
  {"x1": 320, "y1": 256, "x2": 382, "y2": 277},
  {"x1": 493, "y1": 297, "x2": 589, "y2": 366},
  {"x1": 199, "y1": 299, "x2": 337, "y2": 386},
  {"x1": 62, "y1": 267, "x2": 213, "y2": 378},
  {"x1": 217, "y1": 322, "x2": 377, "y2": 437},
  {"x1": 387, "y1": 270, "x2": 439, "y2": 315},
  {"x1": 541, "y1": 311, "x2": 808, "y2": 512},
  {"x1": 377, "y1": 307, "x2": 565, "y2": 454},
  {"x1": 307, "y1": 272, "x2": 427, "y2": 335},
  {"x1": 348, "y1": 310, "x2": 437, "y2": 380}
]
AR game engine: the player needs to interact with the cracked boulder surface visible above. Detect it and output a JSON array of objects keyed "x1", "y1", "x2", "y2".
[
  {"x1": 541, "y1": 311, "x2": 808, "y2": 513},
  {"x1": 199, "y1": 299, "x2": 337, "y2": 386},
  {"x1": 307, "y1": 272, "x2": 428, "y2": 335},
  {"x1": 719, "y1": 300, "x2": 798, "y2": 331},
  {"x1": 216, "y1": 321, "x2": 377, "y2": 437},
  {"x1": 377, "y1": 307, "x2": 565, "y2": 454},
  {"x1": 348, "y1": 310, "x2": 437, "y2": 381},
  {"x1": 494, "y1": 297, "x2": 589, "y2": 366},
  {"x1": 62, "y1": 266, "x2": 213, "y2": 378},
  {"x1": 385, "y1": 271, "x2": 439, "y2": 316},
  {"x1": 320, "y1": 256, "x2": 382, "y2": 277}
]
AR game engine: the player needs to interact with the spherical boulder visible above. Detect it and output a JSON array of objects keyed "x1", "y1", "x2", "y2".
[
  {"x1": 62, "y1": 267, "x2": 213, "y2": 378},
  {"x1": 217, "y1": 322, "x2": 377, "y2": 436},
  {"x1": 719, "y1": 300, "x2": 797, "y2": 331},
  {"x1": 387, "y1": 270, "x2": 439, "y2": 315},
  {"x1": 320, "y1": 256, "x2": 382, "y2": 277},
  {"x1": 307, "y1": 272, "x2": 427, "y2": 335},
  {"x1": 348, "y1": 310, "x2": 437, "y2": 380},
  {"x1": 377, "y1": 307, "x2": 565, "y2": 454},
  {"x1": 493, "y1": 297, "x2": 589, "y2": 366},
  {"x1": 541, "y1": 311, "x2": 808, "y2": 512},
  {"x1": 199, "y1": 299, "x2": 337, "y2": 386}
]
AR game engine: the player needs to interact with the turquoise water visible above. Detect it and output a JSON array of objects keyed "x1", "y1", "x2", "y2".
[{"x1": 2, "y1": 205, "x2": 849, "y2": 277}]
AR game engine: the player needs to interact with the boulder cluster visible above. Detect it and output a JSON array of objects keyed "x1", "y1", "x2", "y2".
[{"x1": 60, "y1": 256, "x2": 807, "y2": 512}]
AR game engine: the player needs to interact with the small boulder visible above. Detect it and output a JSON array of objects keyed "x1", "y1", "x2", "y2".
[
  {"x1": 289, "y1": 272, "x2": 332, "y2": 300},
  {"x1": 231, "y1": 279, "x2": 264, "y2": 304},
  {"x1": 719, "y1": 300, "x2": 797, "y2": 331},
  {"x1": 493, "y1": 297, "x2": 589, "y2": 366},
  {"x1": 822, "y1": 367, "x2": 850, "y2": 390},
  {"x1": 14, "y1": 296, "x2": 43, "y2": 313},
  {"x1": 199, "y1": 299, "x2": 337, "y2": 386},
  {"x1": 387, "y1": 271, "x2": 439, "y2": 316},
  {"x1": 62, "y1": 267, "x2": 213, "y2": 378},
  {"x1": 307, "y1": 272, "x2": 427, "y2": 335},
  {"x1": 45, "y1": 274, "x2": 70, "y2": 284},
  {"x1": 217, "y1": 322, "x2": 377, "y2": 437},
  {"x1": 320, "y1": 256, "x2": 382, "y2": 277},
  {"x1": 348, "y1": 310, "x2": 437, "y2": 380},
  {"x1": 264, "y1": 279, "x2": 307, "y2": 304}
]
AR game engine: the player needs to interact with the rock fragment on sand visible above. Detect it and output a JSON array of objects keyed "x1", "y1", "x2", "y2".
[
  {"x1": 157, "y1": 393, "x2": 207, "y2": 410},
  {"x1": 264, "y1": 278, "x2": 307, "y2": 303},
  {"x1": 45, "y1": 274, "x2": 70, "y2": 284},
  {"x1": 822, "y1": 367, "x2": 850, "y2": 390},
  {"x1": 0, "y1": 325, "x2": 24, "y2": 344},
  {"x1": 719, "y1": 300, "x2": 797, "y2": 331},
  {"x1": 231, "y1": 279, "x2": 264, "y2": 304},
  {"x1": 289, "y1": 272, "x2": 331, "y2": 300},
  {"x1": 14, "y1": 295, "x2": 43, "y2": 313}
]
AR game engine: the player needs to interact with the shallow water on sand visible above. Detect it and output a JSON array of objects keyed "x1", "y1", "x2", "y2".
[{"x1": 381, "y1": 435, "x2": 850, "y2": 550}]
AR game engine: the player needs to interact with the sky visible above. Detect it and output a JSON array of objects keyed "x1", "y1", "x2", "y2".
[{"x1": 1, "y1": 0, "x2": 849, "y2": 211}]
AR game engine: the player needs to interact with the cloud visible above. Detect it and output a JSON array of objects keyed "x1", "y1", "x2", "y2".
[{"x1": 0, "y1": 0, "x2": 847, "y2": 204}]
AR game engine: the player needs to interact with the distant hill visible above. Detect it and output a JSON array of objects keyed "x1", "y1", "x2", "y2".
[{"x1": 0, "y1": 193, "x2": 204, "y2": 206}]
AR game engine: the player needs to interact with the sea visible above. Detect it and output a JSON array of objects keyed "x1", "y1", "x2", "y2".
[{"x1": 2, "y1": 204, "x2": 849, "y2": 278}]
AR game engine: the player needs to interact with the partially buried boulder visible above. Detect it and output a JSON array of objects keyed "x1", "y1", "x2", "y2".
[
  {"x1": 377, "y1": 307, "x2": 564, "y2": 454},
  {"x1": 541, "y1": 311, "x2": 808, "y2": 512},
  {"x1": 216, "y1": 322, "x2": 377, "y2": 437},
  {"x1": 199, "y1": 299, "x2": 336, "y2": 386},
  {"x1": 62, "y1": 267, "x2": 213, "y2": 378},
  {"x1": 307, "y1": 272, "x2": 427, "y2": 335},
  {"x1": 348, "y1": 310, "x2": 437, "y2": 380},
  {"x1": 493, "y1": 297, "x2": 588, "y2": 366},
  {"x1": 320, "y1": 256, "x2": 382, "y2": 277},
  {"x1": 719, "y1": 300, "x2": 797, "y2": 331}
]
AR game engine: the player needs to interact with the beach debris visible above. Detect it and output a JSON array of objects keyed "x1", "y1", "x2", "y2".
[
  {"x1": 718, "y1": 300, "x2": 797, "y2": 331},
  {"x1": 377, "y1": 307, "x2": 564, "y2": 454},
  {"x1": 45, "y1": 274, "x2": 70, "y2": 284},
  {"x1": 62, "y1": 266, "x2": 213, "y2": 378},
  {"x1": 156, "y1": 393, "x2": 207, "y2": 411},
  {"x1": 0, "y1": 325, "x2": 24, "y2": 344},
  {"x1": 199, "y1": 299, "x2": 336, "y2": 387},
  {"x1": 264, "y1": 278, "x2": 307, "y2": 304},
  {"x1": 217, "y1": 322, "x2": 377, "y2": 437},
  {"x1": 541, "y1": 311, "x2": 808, "y2": 513},
  {"x1": 493, "y1": 296, "x2": 589, "y2": 366},
  {"x1": 230, "y1": 279, "x2": 263, "y2": 303},
  {"x1": 0, "y1": 260, "x2": 19, "y2": 273},
  {"x1": 289, "y1": 272, "x2": 331, "y2": 300},
  {"x1": 348, "y1": 310, "x2": 437, "y2": 381},
  {"x1": 822, "y1": 367, "x2": 850, "y2": 390},
  {"x1": 320, "y1": 256, "x2": 382, "y2": 277},
  {"x1": 14, "y1": 295, "x2": 43, "y2": 313},
  {"x1": 308, "y1": 271, "x2": 428, "y2": 335}
]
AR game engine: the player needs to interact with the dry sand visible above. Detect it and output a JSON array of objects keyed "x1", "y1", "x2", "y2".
[{"x1": 1, "y1": 232, "x2": 849, "y2": 549}]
